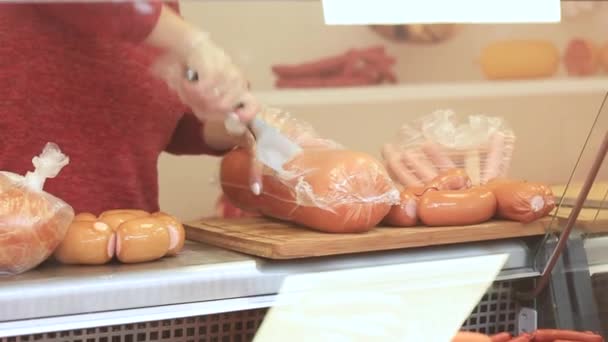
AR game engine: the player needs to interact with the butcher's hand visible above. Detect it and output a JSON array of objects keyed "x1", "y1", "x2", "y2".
[
  {"x1": 203, "y1": 121, "x2": 264, "y2": 196},
  {"x1": 148, "y1": 6, "x2": 259, "y2": 124}
]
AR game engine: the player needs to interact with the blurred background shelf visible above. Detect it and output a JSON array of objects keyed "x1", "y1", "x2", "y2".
[{"x1": 255, "y1": 78, "x2": 608, "y2": 107}]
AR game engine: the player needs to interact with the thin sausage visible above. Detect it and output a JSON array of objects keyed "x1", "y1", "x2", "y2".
[
  {"x1": 272, "y1": 55, "x2": 349, "y2": 78},
  {"x1": 382, "y1": 144, "x2": 423, "y2": 187},
  {"x1": 421, "y1": 140, "x2": 456, "y2": 170},
  {"x1": 533, "y1": 329, "x2": 604, "y2": 342},
  {"x1": 54, "y1": 221, "x2": 115, "y2": 265},
  {"x1": 489, "y1": 332, "x2": 511, "y2": 342},
  {"x1": 115, "y1": 217, "x2": 170, "y2": 263},
  {"x1": 482, "y1": 132, "x2": 506, "y2": 184},
  {"x1": 508, "y1": 333, "x2": 533, "y2": 342},
  {"x1": 383, "y1": 188, "x2": 419, "y2": 227},
  {"x1": 402, "y1": 148, "x2": 438, "y2": 182},
  {"x1": 452, "y1": 331, "x2": 492, "y2": 342},
  {"x1": 150, "y1": 212, "x2": 185, "y2": 256},
  {"x1": 418, "y1": 187, "x2": 497, "y2": 226},
  {"x1": 426, "y1": 168, "x2": 471, "y2": 191}
]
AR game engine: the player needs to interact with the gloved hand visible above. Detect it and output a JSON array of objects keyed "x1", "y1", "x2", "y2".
[{"x1": 153, "y1": 33, "x2": 259, "y2": 124}]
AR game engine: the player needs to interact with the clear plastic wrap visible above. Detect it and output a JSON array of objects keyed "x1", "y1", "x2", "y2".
[
  {"x1": 382, "y1": 110, "x2": 516, "y2": 187},
  {"x1": 0, "y1": 143, "x2": 75, "y2": 275},
  {"x1": 219, "y1": 107, "x2": 400, "y2": 233}
]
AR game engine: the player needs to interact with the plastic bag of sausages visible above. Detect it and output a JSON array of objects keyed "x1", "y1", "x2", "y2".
[
  {"x1": 220, "y1": 107, "x2": 400, "y2": 234},
  {"x1": 382, "y1": 109, "x2": 516, "y2": 187},
  {"x1": 0, "y1": 143, "x2": 75, "y2": 275}
]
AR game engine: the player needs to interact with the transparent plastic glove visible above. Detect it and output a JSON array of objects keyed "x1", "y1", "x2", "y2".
[{"x1": 152, "y1": 33, "x2": 260, "y2": 124}]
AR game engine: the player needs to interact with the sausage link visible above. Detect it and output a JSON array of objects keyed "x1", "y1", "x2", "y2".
[
  {"x1": 150, "y1": 212, "x2": 186, "y2": 256},
  {"x1": 418, "y1": 187, "x2": 497, "y2": 226},
  {"x1": 54, "y1": 221, "x2": 115, "y2": 265},
  {"x1": 383, "y1": 188, "x2": 419, "y2": 227},
  {"x1": 115, "y1": 217, "x2": 170, "y2": 264},
  {"x1": 426, "y1": 168, "x2": 471, "y2": 191}
]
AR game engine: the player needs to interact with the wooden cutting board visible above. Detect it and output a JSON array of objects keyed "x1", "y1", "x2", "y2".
[
  {"x1": 185, "y1": 217, "x2": 553, "y2": 260},
  {"x1": 552, "y1": 206, "x2": 608, "y2": 233}
]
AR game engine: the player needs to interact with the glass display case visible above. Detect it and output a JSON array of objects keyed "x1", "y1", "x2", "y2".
[{"x1": 3, "y1": 1, "x2": 608, "y2": 341}]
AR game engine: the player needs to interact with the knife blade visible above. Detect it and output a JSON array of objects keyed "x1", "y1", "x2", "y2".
[{"x1": 185, "y1": 68, "x2": 303, "y2": 174}]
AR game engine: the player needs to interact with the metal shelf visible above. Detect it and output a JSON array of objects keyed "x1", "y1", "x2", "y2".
[{"x1": 0, "y1": 237, "x2": 539, "y2": 337}]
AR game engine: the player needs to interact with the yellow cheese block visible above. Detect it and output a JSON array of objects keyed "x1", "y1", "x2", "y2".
[{"x1": 479, "y1": 40, "x2": 560, "y2": 80}]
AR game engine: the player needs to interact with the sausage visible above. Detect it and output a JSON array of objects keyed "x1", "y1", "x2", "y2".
[
  {"x1": 482, "y1": 132, "x2": 506, "y2": 184},
  {"x1": 426, "y1": 168, "x2": 471, "y2": 191},
  {"x1": 0, "y1": 187, "x2": 75, "y2": 275},
  {"x1": 564, "y1": 38, "x2": 599, "y2": 76},
  {"x1": 221, "y1": 148, "x2": 395, "y2": 233},
  {"x1": 452, "y1": 331, "x2": 492, "y2": 342},
  {"x1": 533, "y1": 329, "x2": 604, "y2": 342},
  {"x1": 115, "y1": 217, "x2": 170, "y2": 263},
  {"x1": 418, "y1": 187, "x2": 497, "y2": 226},
  {"x1": 54, "y1": 220, "x2": 115, "y2": 265},
  {"x1": 402, "y1": 148, "x2": 438, "y2": 182},
  {"x1": 100, "y1": 212, "x2": 141, "y2": 231},
  {"x1": 383, "y1": 188, "x2": 419, "y2": 227},
  {"x1": 74, "y1": 212, "x2": 97, "y2": 222},
  {"x1": 382, "y1": 144, "x2": 424, "y2": 187},
  {"x1": 489, "y1": 332, "x2": 511, "y2": 342},
  {"x1": 508, "y1": 333, "x2": 533, "y2": 342},
  {"x1": 272, "y1": 54, "x2": 349, "y2": 78},
  {"x1": 275, "y1": 75, "x2": 375, "y2": 88},
  {"x1": 421, "y1": 140, "x2": 456, "y2": 170},
  {"x1": 99, "y1": 209, "x2": 149, "y2": 218},
  {"x1": 479, "y1": 40, "x2": 559, "y2": 80},
  {"x1": 486, "y1": 179, "x2": 555, "y2": 223},
  {"x1": 150, "y1": 212, "x2": 185, "y2": 256},
  {"x1": 465, "y1": 149, "x2": 481, "y2": 186}
]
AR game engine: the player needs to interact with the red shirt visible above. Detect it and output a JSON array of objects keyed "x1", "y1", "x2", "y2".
[{"x1": 0, "y1": 2, "x2": 221, "y2": 215}]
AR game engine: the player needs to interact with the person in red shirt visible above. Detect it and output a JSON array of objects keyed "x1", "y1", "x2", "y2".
[{"x1": 0, "y1": 1, "x2": 260, "y2": 215}]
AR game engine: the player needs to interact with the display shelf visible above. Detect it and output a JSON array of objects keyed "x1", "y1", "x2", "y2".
[
  {"x1": 254, "y1": 78, "x2": 608, "y2": 107},
  {"x1": 0, "y1": 238, "x2": 536, "y2": 337}
]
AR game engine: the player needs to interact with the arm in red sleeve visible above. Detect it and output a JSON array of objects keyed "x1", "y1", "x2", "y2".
[
  {"x1": 165, "y1": 113, "x2": 229, "y2": 156},
  {"x1": 33, "y1": 1, "x2": 165, "y2": 43}
]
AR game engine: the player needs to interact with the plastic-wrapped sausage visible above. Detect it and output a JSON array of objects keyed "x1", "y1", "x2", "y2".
[
  {"x1": 482, "y1": 132, "x2": 506, "y2": 184},
  {"x1": 421, "y1": 140, "x2": 456, "y2": 171},
  {"x1": 383, "y1": 188, "x2": 420, "y2": 227},
  {"x1": 150, "y1": 212, "x2": 185, "y2": 256},
  {"x1": 486, "y1": 179, "x2": 555, "y2": 223},
  {"x1": 54, "y1": 221, "x2": 115, "y2": 265},
  {"x1": 418, "y1": 187, "x2": 497, "y2": 226},
  {"x1": 115, "y1": 217, "x2": 170, "y2": 263}
]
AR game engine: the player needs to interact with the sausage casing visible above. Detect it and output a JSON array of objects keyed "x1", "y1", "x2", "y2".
[
  {"x1": 150, "y1": 212, "x2": 185, "y2": 256},
  {"x1": 54, "y1": 221, "x2": 115, "y2": 265},
  {"x1": 115, "y1": 217, "x2": 170, "y2": 263},
  {"x1": 383, "y1": 189, "x2": 419, "y2": 227},
  {"x1": 486, "y1": 179, "x2": 555, "y2": 223},
  {"x1": 418, "y1": 187, "x2": 497, "y2": 226}
]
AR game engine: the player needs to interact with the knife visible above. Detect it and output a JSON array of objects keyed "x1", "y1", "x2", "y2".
[{"x1": 185, "y1": 68, "x2": 303, "y2": 175}]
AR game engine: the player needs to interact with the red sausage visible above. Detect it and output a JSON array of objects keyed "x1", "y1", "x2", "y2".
[
  {"x1": 508, "y1": 333, "x2": 533, "y2": 342},
  {"x1": 418, "y1": 187, "x2": 497, "y2": 226},
  {"x1": 564, "y1": 38, "x2": 599, "y2": 76},
  {"x1": 489, "y1": 332, "x2": 511, "y2": 342},
  {"x1": 275, "y1": 75, "x2": 374, "y2": 88},
  {"x1": 533, "y1": 329, "x2": 604, "y2": 342},
  {"x1": 383, "y1": 188, "x2": 420, "y2": 227},
  {"x1": 426, "y1": 168, "x2": 471, "y2": 191},
  {"x1": 272, "y1": 54, "x2": 349, "y2": 78}
]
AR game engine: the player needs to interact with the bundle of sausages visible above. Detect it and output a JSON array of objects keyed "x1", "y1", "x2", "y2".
[
  {"x1": 271, "y1": 46, "x2": 398, "y2": 88},
  {"x1": 453, "y1": 329, "x2": 604, "y2": 342},
  {"x1": 54, "y1": 209, "x2": 185, "y2": 265},
  {"x1": 384, "y1": 168, "x2": 555, "y2": 227},
  {"x1": 0, "y1": 143, "x2": 75, "y2": 275},
  {"x1": 382, "y1": 110, "x2": 516, "y2": 187}
]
